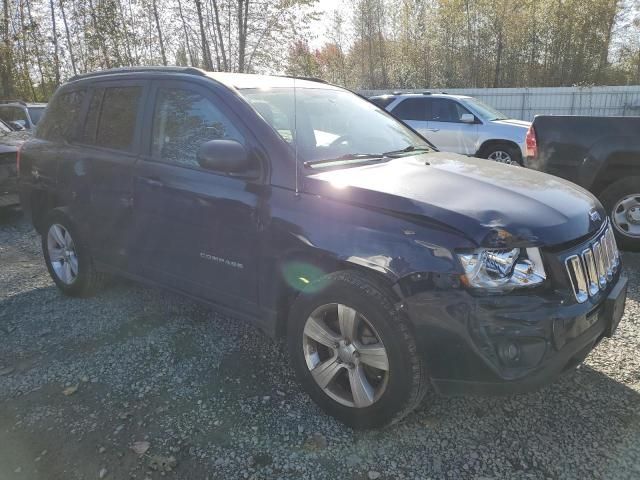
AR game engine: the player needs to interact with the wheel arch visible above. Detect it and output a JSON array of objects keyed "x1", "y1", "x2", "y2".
[
  {"x1": 476, "y1": 139, "x2": 522, "y2": 159},
  {"x1": 269, "y1": 245, "x2": 463, "y2": 337},
  {"x1": 30, "y1": 189, "x2": 64, "y2": 234},
  {"x1": 270, "y1": 250, "x2": 401, "y2": 337},
  {"x1": 590, "y1": 150, "x2": 640, "y2": 196}
]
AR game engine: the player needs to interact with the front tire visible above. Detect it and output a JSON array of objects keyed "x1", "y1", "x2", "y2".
[
  {"x1": 599, "y1": 177, "x2": 640, "y2": 251},
  {"x1": 42, "y1": 208, "x2": 107, "y2": 296},
  {"x1": 287, "y1": 271, "x2": 427, "y2": 428}
]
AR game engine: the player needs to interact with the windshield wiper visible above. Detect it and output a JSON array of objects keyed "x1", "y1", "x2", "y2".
[
  {"x1": 382, "y1": 145, "x2": 432, "y2": 157},
  {"x1": 304, "y1": 146, "x2": 432, "y2": 169},
  {"x1": 304, "y1": 153, "x2": 384, "y2": 168}
]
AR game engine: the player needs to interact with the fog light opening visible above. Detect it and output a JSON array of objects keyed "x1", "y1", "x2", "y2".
[{"x1": 497, "y1": 341, "x2": 521, "y2": 365}]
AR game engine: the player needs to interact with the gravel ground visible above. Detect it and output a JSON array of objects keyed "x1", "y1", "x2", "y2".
[{"x1": 1, "y1": 206, "x2": 639, "y2": 480}]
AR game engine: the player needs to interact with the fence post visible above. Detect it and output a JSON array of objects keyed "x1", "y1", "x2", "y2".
[
  {"x1": 570, "y1": 92, "x2": 576, "y2": 115},
  {"x1": 520, "y1": 89, "x2": 527, "y2": 120}
]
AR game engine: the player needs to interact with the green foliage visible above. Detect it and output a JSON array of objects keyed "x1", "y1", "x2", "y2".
[
  {"x1": 288, "y1": 0, "x2": 639, "y2": 90},
  {"x1": 0, "y1": 0, "x2": 637, "y2": 101}
]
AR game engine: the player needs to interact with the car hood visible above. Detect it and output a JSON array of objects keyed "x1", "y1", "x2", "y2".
[
  {"x1": 304, "y1": 153, "x2": 605, "y2": 248},
  {"x1": 491, "y1": 119, "x2": 531, "y2": 129}
]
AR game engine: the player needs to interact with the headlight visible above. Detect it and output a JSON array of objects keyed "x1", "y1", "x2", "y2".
[{"x1": 457, "y1": 247, "x2": 546, "y2": 291}]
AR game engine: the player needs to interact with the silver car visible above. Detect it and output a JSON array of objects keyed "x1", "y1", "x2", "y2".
[{"x1": 370, "y1": 93, "x2": 530, "y2": 165}]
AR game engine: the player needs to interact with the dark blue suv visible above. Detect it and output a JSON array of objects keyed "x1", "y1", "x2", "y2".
[{"x1": 18, "y1": 67, "x2": 628, "y2": 428}]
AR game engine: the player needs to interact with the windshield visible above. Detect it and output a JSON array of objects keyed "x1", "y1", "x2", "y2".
[
  {"x1": 28, "y1": 106, "x2": 45, "y2": 125},
  {"x1": 239, "y1": 87, "x2": 430, "y2": 166},
  {"x1": 0, "y1": 119, "x2": 11, "y2": 133},
  {"x1": 461, "y1": 97, "x2": 509, "y2": 121}
]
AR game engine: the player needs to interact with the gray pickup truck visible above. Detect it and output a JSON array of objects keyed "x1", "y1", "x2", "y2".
[{"x1": 525, "y1": 115, "x2": 640, "y2": 251}]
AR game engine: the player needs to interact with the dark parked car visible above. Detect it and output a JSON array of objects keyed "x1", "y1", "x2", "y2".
[
  {"x1": 0, "y1": 118, "x2": 29, "y2": 208},
  {"x1": 18, "y1": 67, "x2": 627, "y2": 428},
  {"x1": 0, "y1": 100, "x2": 46, "y2": 130},
  {"x1": 524, "y1": 116, "x2": 640, "y2": 251}
]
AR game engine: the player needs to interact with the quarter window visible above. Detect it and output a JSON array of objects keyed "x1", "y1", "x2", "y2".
[
  {"x1": 36, "y1": 90, "x2": 86, "y2": 141},
  {"x1": 151, "y1": 87, "x2": 244, "y2": 168}
]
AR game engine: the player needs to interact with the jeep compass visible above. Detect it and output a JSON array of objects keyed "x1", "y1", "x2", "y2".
[{"x1": 18, "y1": 67, "x2": 628, "y2": 428}]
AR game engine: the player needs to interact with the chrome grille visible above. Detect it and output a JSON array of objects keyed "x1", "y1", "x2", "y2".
[{"x1": 565, "y1": 224, "x2": 620, "y2": 303}]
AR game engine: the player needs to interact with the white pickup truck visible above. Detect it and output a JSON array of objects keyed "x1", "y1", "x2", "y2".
[{"x1": 370, "y1": 92, "x2": 530, "y2": 165}]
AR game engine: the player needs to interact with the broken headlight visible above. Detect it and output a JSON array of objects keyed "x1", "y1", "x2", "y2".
[{"x1": 457, "y1": 248, "x2": 546, "y2": 291}]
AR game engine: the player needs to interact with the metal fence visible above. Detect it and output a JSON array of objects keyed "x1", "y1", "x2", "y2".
[{"x1": 361, "y1": 85, "x2": 640, "y2": 121}]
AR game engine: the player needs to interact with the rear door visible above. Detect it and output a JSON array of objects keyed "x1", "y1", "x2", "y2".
[
  {"x1": 130, "y1": 79, "x2": 264, "y2": 313},
  {"x1": 427, "y1": 98, "x2": 478, "y2": 154},
  {"x1": 389, "y1": 97, "x2": 431, "y2": 137},
  {"x1": 69, "y1": 80, "x2": 148, "y2": 270}
]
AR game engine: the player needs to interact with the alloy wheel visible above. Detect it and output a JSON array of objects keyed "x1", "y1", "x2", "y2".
[
  {"x1": 488, "y1": 150, "x2": 516, "y2": 165},
  {"x1": 302, "y1": 303, "x2": 389, "y2": 408},
  {"x1": 612, "y1": 194, "x2": 640, "y2": 239},
  {"x1": 47, "y1": 223, "x2": 79, "y2": 285}
]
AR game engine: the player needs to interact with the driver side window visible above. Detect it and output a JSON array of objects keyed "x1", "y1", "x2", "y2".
[{"x1": 151, "y1": 87, "x2": 245, "y2": 168}]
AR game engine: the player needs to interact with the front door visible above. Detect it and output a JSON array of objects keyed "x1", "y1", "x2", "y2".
[
  {"x1": 426, "y1": 98, "x2": 478, "y2": 155},
  {"x1": 131, "y1": 80, "x2": 264, "y2": 313}
]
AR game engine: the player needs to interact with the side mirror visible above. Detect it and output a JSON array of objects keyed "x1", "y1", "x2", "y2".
[
  {"x1": 460, "y1": 113, "x2": 475, "y2": 124},
  {"x1": 196, "y1": 139, "x2": 251, "y2": 174}
]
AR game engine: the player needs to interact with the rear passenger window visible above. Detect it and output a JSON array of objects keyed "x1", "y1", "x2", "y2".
[
  {"x1": 151, "y1": 87, "x2": 244, "y2": 168},
  {"x1": 95, "y1": 87, "x2": 142, "y2": 151},
  {"x1": 392, "y1": 98, "x2": 429, "y2": 121},
  {"x1": 36, "y1": 90, "x2": 86, "y2": 141}
]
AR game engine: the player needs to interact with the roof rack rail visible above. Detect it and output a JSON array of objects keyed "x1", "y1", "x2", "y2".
[
  {"x1": 69, "y1": 66, "x2": 207, "y2": 82},
  {"x1": 391, "y1": 91, "x2": 405, "y2": 95},
  {"x1": 0, "y1": 99, "x2": 27, "y2": 105},
  {"x1": 279, "y1": 75, "x2": 328, "y2": 84}
]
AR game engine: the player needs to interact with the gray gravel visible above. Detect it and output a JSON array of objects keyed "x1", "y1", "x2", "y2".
[{"x1": 1, "y1": 207, "x2": 639, "y2": 480}]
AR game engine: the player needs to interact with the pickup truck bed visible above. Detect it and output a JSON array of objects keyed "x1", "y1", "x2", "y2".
[{"x1": 525, "y1": 115, "x2": 640, "y2": 250}]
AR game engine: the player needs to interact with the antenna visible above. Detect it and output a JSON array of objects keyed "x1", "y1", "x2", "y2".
[{"x1": 294, "y1": 76, "x2": 299, "y2": 195}]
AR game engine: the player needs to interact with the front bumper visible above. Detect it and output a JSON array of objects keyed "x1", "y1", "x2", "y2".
[{"x1": 403, "y1": 273, "x2": 627, "y2": 396}]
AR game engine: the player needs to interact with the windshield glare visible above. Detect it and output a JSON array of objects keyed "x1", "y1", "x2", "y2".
[
  {"x1": 462, "y1": 97, "x2": 509, "y2": 121},
  {"x1": 240, "y1": 87, "x2": 429, "y2": 165}
]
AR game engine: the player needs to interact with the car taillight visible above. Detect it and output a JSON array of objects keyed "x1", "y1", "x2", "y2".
[
  {"x1": 525, "y1": 126, "x2": 537, "y2": 158},
  {"x1": 16, "y1": 143, "x2": 23, "y2": 176}
]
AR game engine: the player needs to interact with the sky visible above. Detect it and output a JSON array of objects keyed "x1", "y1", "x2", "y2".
[{"x1": 308, "y1": 0, "x2": 344, "y2": 48}]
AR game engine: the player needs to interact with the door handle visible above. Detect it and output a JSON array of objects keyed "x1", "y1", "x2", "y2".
[
  {"x1": 140, "y1": 177, "x2": 164, "y2": 189},
  {"x1": 426, "y1": 128, "x2": 440, "y2": 132}
]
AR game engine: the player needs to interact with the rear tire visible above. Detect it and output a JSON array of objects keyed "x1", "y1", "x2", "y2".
[
  {"x1": 287, "y1": 271, "x2": 427, "y2": 429},
  {"x1": 599, "y1": 177, "x2": 640, "y2": 252},
  {"x1": 42, "y1": 208, "x2": 107, "y2": 296},
  {"x1": 482, "y1": 143, "x2": 522, "y2": 166}
]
